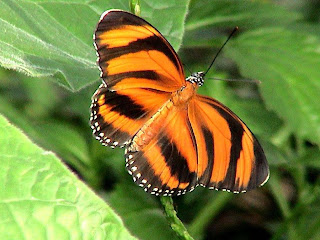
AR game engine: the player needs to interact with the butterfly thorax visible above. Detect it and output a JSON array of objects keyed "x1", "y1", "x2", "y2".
[
  {"x1": 171, "y1": 72, "x2": 204, "y2": 107},
  {"x1": 171, "y1": 81, "x2": 197, "y2": 109}
]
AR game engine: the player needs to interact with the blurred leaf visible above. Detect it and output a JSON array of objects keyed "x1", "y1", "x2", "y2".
[
  {"x1": 226, "y1": 28, "x2": 320, "y2": 146},
  {"x1": 0, "y1": 114, "x2": 136, "y2": 240},
  {"x1": 188, "y1": 191, "x2": 233, "y2": 239},
  {"x1": 66, "y1": 84, "x2": 97, "y2": 123},
  {"x1": 108, "y1": 183, "x2": 179, "y2": 240},
  {"x1": 0, "y1": 92, "x2": 91, "y2": 168},
  {"x1": 184, "y1": 0, "x2": 300, "y2": 47},
  {"x1": 271, "y1": 182, "x2": 320, "y2": 240},
  {"x1": 261, "y1": 140, "x2": 289, "y2": 166},
  {"x1": 268, "y1": 169, "x2": 291, "y2": 218},
  {"x1": 0, "y1": 0, "x2": 189, "y2": 91},
  {"x1": 294, "y1": 147, "x2": 320, "y2": 169},
  {"x1": 295, "y1": 185, "x2": 320, "y2": 240},
  {"x1": 21, "y1": 77, "x2": 59, "y2": 119},
  {"x1": 187, "y1": 0, "x2": 299, "y2": 30},
  {"x1": 35, "y1": 122, "x2": 91, "y2": 166},
  {"x1": 0, "y1": 94, "x2": 40, "y2": 141}
]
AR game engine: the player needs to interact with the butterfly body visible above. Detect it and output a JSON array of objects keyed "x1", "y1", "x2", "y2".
[{"x1": 91, "y1": 10, "x2": 269, "y2": 196}]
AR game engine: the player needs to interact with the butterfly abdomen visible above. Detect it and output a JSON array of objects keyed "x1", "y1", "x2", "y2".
[
  {"x1": 129, "y1": 82, "x2": 196, "y2": 151},
  {"x1": 128, "y1": 100, "x2": 173, "y2": 152}
]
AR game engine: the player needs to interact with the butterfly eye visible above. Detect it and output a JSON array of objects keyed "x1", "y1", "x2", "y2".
[{"x1": 186, "y1": 72, "x2": 205, "y2": 86}]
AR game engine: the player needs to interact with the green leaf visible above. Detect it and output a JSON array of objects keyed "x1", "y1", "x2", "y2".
[
  {"x1": 0, "y1": 0, "x2": 98, "y2": 90},
  {"x1": 184, "y1": 0, "x2": 300, "y2": 47},
  {"x1": 34, "y1": 122, "x2": 91, "y2": 166},
  {"x1": 294, "y1": 148, "x2": 320, "y2": 169},
  {"x1": 0, "y1": 114, "x2": 137, "y2": 240},
  {"x1": 0, "y1": 0, "x2": 189, "y2": 91},
  {"x1": 226, "y1": 28, "x2": 320, "y2": 145}
]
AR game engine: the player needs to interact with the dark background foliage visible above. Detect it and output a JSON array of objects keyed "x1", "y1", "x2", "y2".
[{"x1": 1, "y1": 0, "x2": 320, "y2": 239}]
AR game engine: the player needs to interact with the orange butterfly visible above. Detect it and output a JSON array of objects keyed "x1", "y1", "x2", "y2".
[{"x1": 90, "y1": 10, "x2": 269, "y2": 196}]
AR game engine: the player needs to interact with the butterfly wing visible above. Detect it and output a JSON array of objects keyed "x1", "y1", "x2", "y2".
[
  {"x1": 188, "y1": 95, "x2": 269, "y2": 193},
  {"x1": 91, "y1": 85, "x2": 171, "y2": 147},
  {"x1": 125, "y1": 106, "x2": 198, "y2": 196},
  {"x1": 91, "y1": 10, "x2": 186, "y2": 147},
  {"x1": 94, "y1": 10, "x2": 185, "y2": 91}
]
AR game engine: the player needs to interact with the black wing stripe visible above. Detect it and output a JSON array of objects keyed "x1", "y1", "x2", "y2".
[
  {"x1": 158, "y1": 134, "x2": 193, "y2": 184},
  {"x1": 96, "y1": 35, "x2": 180, "y2": 72},
  {"x1": 205, "y1": 99, "x2": 244, "y2": 190},
  {"x1": 199, "y1": 127, "x2": 214, "y2": 186},
  {"x1": 101, "y1": 90, "x2": 147, "y2": 119},
  {"x1": 104, "y1": 70, "x2": 160, "y2": 85}
]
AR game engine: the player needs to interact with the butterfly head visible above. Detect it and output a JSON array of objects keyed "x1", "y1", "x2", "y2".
[{"x1": 186, "y1": 72, "x2": 205, "y2": 87}]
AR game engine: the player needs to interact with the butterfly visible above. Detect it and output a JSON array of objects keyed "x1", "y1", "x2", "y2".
[{"x1": 90, "y1": 9, "x2": 269, "y2": 196}]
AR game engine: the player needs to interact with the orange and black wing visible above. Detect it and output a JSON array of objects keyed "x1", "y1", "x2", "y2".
[
  {"x1": 91, "y1": 10, "x2": 185, "y2": 147},
  {"x1": 90, "y1": 85, "x2": 170, "y2": 147},
  {"x1": 188, "y1": 95, "x2": 269, "y2": 193},
  {"x1": 125, "y1": 106, "x2": 198, "y2": 196},
  {"x1": 94, "y1": 10, "x2": 185, "y2": 92}
]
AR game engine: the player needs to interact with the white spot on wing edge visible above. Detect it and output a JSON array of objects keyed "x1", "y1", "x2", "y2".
[
  {"x1": 100, "y1": 9, "x2": 125, "y2": 20},
  {"x1": 260, "y1": 170, "x2": 270, "y2": 186},
  {"x1": 99, "y1": 10, "x2": 111, "y2": 21}
]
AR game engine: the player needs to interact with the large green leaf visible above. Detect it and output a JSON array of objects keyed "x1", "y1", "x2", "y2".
[
  {"x1": 0, "y1": 0, "x2": 189, "y2": 91},
  {"x1": 226, "y1": 28, "x2": 320, "y2": 145},
  {"x1": 0, "y1": 114, "x2": 137, "y2": 240}
]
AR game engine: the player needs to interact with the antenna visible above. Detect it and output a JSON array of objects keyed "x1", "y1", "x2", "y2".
[
  {"x1": 207, "y1": 77, "x2": 261, "y2": 84},
  {"x1": 183, "y1": 63, "x2": 192, "y2": 75},
  {"x1": 204, "y1": 27, "x2": 238, "y2": 76}
]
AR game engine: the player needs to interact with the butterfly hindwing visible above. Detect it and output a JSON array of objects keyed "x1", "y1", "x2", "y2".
[
  {"x1": 90, "y1": 84, "x2": 171, "y2": 147},
  {"x1": 94, "y1": 10, "x2": 185, "y2": 92},
  {"x1": 188, "y1": 95, "x2": 269, "y2": 193},
  {"x1": 125, "y1": 106, "x2": 198, "y2": 196}
]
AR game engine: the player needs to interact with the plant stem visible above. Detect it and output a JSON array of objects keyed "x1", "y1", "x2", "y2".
[{"x1": 160, "y1": 196, "x2": 194, "y2": 240}]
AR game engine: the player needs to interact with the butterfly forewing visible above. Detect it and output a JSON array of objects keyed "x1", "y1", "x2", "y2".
[{"x1": 94, "y1": 10, "x2": 185, "y2": 92}]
